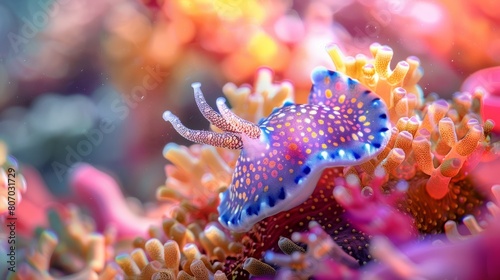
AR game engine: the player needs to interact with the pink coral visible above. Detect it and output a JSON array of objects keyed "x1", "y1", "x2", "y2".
[
  {"x1": 70, "y1": 164, "x2": 162, "y2": 239},
  {"x1": 333, "y1": 168, "x2": 417, "y2": 245},
  {"x1": 365, "y1": 185, "x2": 500, "y2": 280},
  {"x1": 259, "y1": 184, "x2": 500, "y2": 280},
  {"x1": 461, "y1": 66, "x2": 500, "y2": 133}
]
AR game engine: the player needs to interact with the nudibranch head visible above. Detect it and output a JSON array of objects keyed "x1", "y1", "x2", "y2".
[{"x1": 163, "y1": 69, "x2": 391, "y2": 232}]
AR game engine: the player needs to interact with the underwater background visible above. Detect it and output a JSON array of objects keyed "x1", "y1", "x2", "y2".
[{"x1": 1, "y1": 0, "x2": 500, "y2": 279}]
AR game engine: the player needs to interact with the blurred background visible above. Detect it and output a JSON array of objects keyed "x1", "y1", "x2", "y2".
[{"x1": 1, "y1": 0, "x2": 499, "y2": 202}]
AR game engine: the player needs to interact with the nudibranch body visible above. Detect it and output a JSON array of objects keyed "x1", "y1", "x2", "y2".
[{"x1": 164, "y1": 67, "x2": 391, "y2": 232}]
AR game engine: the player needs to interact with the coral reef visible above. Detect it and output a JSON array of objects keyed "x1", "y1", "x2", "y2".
[
  {"x1": 251, "y1": 181, "x2": 500, "y2": 279},
  {"x1": 3, "y1": 2, "x2": 500, "y2": 279},
  {"x1": 3, "y1": 41, "x2": 499, "y2": 280},
  {"x1": 364, "y1": 185, "x2": 500, "y2": 280},
  {"x1": 114, "y1": 218, "x2": 236, "y2": 279},
  {"x1": 164, "y1": 67, "x2": 391, "y2": 232},
  {"x1": 159, "y1": 43, "x2": 499, "y2": 279},
  {"x1": 7, "y1": 205, "x2": 120, "y2": 280},
  {"x1": 326, "y1": 44, "x2": 494, "y2": 235}
]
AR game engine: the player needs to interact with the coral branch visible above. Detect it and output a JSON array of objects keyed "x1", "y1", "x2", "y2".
[{"x1": 70, "y1": 164, "x2": 160, "y2": 239}]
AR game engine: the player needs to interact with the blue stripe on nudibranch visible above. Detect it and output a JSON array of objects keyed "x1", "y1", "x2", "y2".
[
  {"x1": 278, "y1": 187, "x2": 286, "y2": 200},
  {"x1": 352, "y1": 151, "x2": 361, "y2": 160},
  {"x1": 268, "y1": 196, "x2": 276, "y2": 207},
  {"x1": 302, "y1": 165, "x2": 311, "y2": 175},
  {"x1": 294, "y1": 176, "x2": 303, "y2": 184}
]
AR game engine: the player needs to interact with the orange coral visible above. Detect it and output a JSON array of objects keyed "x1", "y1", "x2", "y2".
[{"x1": 309, "y1": 44, "x2": 497, "y2": 235}]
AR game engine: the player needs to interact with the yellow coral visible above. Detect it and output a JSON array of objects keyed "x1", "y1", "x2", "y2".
[
  {"x1": 116, "y1": 214, "x2": 241, "y2": 279},
  {"x1": 327, "y1": 43, "x2": 423, "y2": 122},
  {"x1": 221, "y1": 68, "x2": 294, "y2": 124},
  {"x1": 8, "y1": 206, "x2": 118, "y2": 280},
  {"x1": 159, "y1": 143, "x2": 235, "y2": 207}
]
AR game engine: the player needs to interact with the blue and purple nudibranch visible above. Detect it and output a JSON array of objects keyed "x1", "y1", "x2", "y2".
[{"x1": 163, "y1": 66, "x2": 391, "y2": 232}]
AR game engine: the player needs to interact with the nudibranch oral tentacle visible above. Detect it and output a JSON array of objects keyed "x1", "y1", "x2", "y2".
[
  {"x1": 163, "y1": 111, "x2": 243, "y2": 149},
  {"x1": 164, "y1": 70, "x2": 391, "y2": 232},
  {"x1": 216, "y1": 97, "x2": 262, "y2": 139},
  {"x1": 192, "y1": 82, "x2": 238, "y2": 133}
]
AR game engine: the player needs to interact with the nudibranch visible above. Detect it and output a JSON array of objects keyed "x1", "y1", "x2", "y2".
[{"x1": 164, "y1": 67, "x2": 391, "y2": 232}]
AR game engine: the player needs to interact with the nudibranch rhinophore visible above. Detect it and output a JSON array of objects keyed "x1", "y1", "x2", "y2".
[{"x1": 164, "y1": 67, "x2": 391, "y2": 232}]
